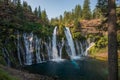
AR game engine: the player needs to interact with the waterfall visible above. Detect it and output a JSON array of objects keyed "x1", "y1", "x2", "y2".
[
  {"x1": 23, "y1": 33, "x2": 33, "y2": 65},
  {"x1": 52, "y1": 26, "x2": 60, "y2": 60},
  {"x1": 59, "y1": 38, "x2": 64, "y2": 59},
  {"x1": 17, "y1": 31, "x2": 22, "y2": 65},
  {"x1": 44, "y1": 37, "x2": 52, "y2": 60},
  {"x1": 35, "y1": 36, "x2": 41, "y2": 63},
  {"x1": 84, "y1": 42, "x2": 95, "y2": 56},
  {"x1": 75, "y1": 40, "x2": 81, "y2": 55},
  {"x1": 79, "y1": 42, "x2": 84, "y2": 55},
  {"x1": 64, "y1": 27, "x2": 76, "y2": 59},
  {"x1": 2, "y1": 26, "x2": 97, "y2": 66},
  {"x1": 2, "y1": 48, "x2": 11, "y2": 67}
]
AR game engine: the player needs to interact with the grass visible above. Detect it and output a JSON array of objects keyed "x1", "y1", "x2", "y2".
[
  {"x1": 0, "y1": 68, "x2": 19, "y2": 80},
  {"x1": 89, "y1": 47, "x2": 108, "y2": 61}
]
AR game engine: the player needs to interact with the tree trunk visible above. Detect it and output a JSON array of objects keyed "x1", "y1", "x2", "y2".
[{"x1": 108, "y1": 0, "x2": 118, "y2": 80}]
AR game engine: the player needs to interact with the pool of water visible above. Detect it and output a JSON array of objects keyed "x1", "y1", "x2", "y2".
[{"x1": 24, "y1": 58, "x2": 108, "y2": 80}]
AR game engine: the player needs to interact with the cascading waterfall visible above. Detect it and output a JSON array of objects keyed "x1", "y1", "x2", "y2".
[
  {"x1": 58, "y1": 38, "x2": 64, "y2": 59},
  {"x1": 2, "y1": 48, "x2": 11, "y2": 67},
  {"x1": 75, "y1": 40, "x2": 81, "y2": 55},
  {"x1": 64, "y1": 27, "x2": 76, "y2": 59},
  {"x1": 23, "y1": 33, "x2": 43, "y2": 65},
  {"x1": 3, "y1": 26, "x2": 95, "y2": 66},
  {"x1": 79, "y1": 42, "x2": 84, "y2": 56},
  {"x1": 52, "y1": 26, "x2": 60, "y2": 60},
  {"x1": 35, "y1": 36, "x2": 41, "y2": 63},
  {"x1": 44, "y1": 38, "x2": 52, "y2": 60},
  {"x1": 17, "y1": 31, "x2": 22, "y2": 65},
  {"x1": 23, "y1": 33, "x2": 33, "y2": 65}
]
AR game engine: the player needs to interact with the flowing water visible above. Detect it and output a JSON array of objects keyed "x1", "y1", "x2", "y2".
[
  {"x1": 64, "y1": 27, "x2": 76, "y2": 58},
  {"x1": 3, "y1": 27, "x2": 95, "y2": 66},
  {"x1": 52, "y1": 26, "x2": 59, "y2": 60}
]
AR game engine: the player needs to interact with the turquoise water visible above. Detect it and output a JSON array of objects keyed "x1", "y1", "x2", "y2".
[{"x1": 24, "y1": 58, "x2": 108, "y2": 80}]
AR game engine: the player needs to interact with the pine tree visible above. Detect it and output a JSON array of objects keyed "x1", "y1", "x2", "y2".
[
  {"x1": 34, "y1": 7, "x2": 38, "y2": 17},
  {"x1": 96, "y1": 0, "x2": 108, "y2": 16},
  {"x1": 108, "y1": 0, "x2": 118, "y2": 80},
  {"x1": 93, "y1": 8, "x2": 102, "y2": 19},
  {"x1": 74, "y1": 4, "x2": 82, "y2": 20},
  {"x1": 23, "y1": 1, "x2": 28, "y2": 10},
  {"x1": 28, "y1": 5, "x2": 32, "y2": 12},
  {"x1": 38, "y1": 6, "x2": 41, "y2": 19},
  {"x1": 17, "y1": 0, "x2": 21, "y2": 8},
  {"x1": 41, "y1": 9, "x2": 49, "y2": 24},
  {"x1": 82, "y1": 0, "x2": 91, "y2": 20},
  {"x1": 12, "y1": 0, "x2": 18, "y2": 5},
  {"x1": 59, "y1": 15, "x2": 63, "y2": 23}
]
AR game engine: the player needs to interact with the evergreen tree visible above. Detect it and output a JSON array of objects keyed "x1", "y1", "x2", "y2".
[
  {"x1": 74, "y1": 4, "x2": 82, "y2": 20},
  {"x1": 4, "y1": 0, "x2": 10, "y2": 4},
  {"x1": 82, "y1": 0, "x2": 91, "y2": 20},
  {"x1": 41, "y1": 9, "x2": 49, "y2": 24},
  {"x1": 13, "y1": 0, "x2": 17, "y2": 4},
  {"x1": 38, "y1": 6, "x2": 41, "y2": 18},
  {"x1": 96, "y1": 0, "x2": 108, "y2": 31},
  {"x1": 93, "y1": 8, "x2": 102, "y2": 19},
  {"x1": 28, "y1": 5, "x2": 32, "y2": 12},
  {"x1": 59, "y1": 15, "x2": 63, "y2": 24},
  {"x1": 108, "y1": 0, "x2": 118, "y2": 80},
  {"x1": 63, "y1": 11, "x2": 71, "y2": 25},
  {"x1": 23, "y1": 1, "x2": 28, "y2": 9},
  {"x1": 17, "y1": 0, "x2": 21, "y2": 8},
  {"x1": 96, "y1": 0, "x2": 108, "y2": 16},
  {"x1": 34, "y1": 7, "x2": 38, "y2": 16}
]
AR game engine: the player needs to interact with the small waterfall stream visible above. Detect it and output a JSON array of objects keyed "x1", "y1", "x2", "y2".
[{"x1": 84, "y1": 42, "x2": 95, "y2": 56}]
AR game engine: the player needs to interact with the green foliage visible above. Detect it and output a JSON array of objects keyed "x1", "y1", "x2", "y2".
[
  {"x1": 116, "y1": 7, "x2": 120, "y2": 29},
  {"x1": 0, "y1": 68, "x2": 19, "y2": 80},
  {"x1": 93, "y1": 8, "x2": 102, "y2": 19},
  {"x1": 0, "y1": 50, "x2": 6, "y2": 65},
  {"x1": 34, "y1": 7, "x2": 38, "y2": 16},
  {"x1": 23, "y1": 1, "x2": 28, "y2": 9},
  {"x1": 117, "y1": 33, "x2": 120, "y2": 49},
  {"x1": 88, "y1": 35, "x2": 108, "y2": 54},
  {"x1": 58, "y1": 25, "x2": 65, "y2": 40},
  {"x1": 72, "y1": 32, "x2": 81, "y2": 39},
  {"x1": 89, "y1": 46, "x2": 107, "y2": 55},
  {"x1": 74, "y1": 5, "x2": 82, "y2": 20},
  {"x1": 95, "y1": 36, "x2": 108, "y2": 48},
  {"x1": 38, "y1": 6, "x2": 41, "y2": 18},
  {"x1": 41, "y1": 9, "x2": 49, "y2": 24},
  {"x1": 72, "y1": 32, "x2": 86, "y2": 41},
  {"x1": 82, "y1": 0, "x2": 92, "y2": 20},
  {"x1": 96, "y1": 0, "x2": 108, "y2": 16}
]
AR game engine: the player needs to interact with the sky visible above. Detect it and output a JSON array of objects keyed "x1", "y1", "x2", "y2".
[{"x1": 21, "y1": 0, "x2": 97, "y2": 19}]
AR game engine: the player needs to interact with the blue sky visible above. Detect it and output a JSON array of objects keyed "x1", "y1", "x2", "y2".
[{"x1": 21, "y1": 0, "x2": 97, "y2": 19}]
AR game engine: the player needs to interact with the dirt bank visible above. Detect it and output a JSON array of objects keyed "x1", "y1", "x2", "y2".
[{"x1": 0, "y1": 65, "x2": 58, "y2": 80}]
